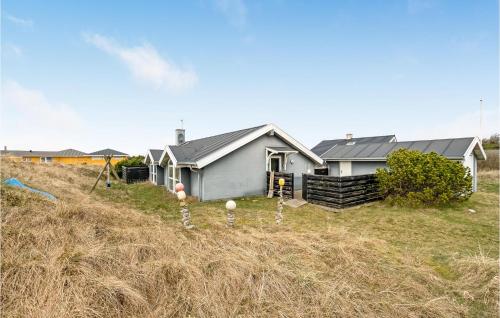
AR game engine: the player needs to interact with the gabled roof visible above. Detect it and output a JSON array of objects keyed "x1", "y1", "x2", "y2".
[
  {"x1": 166, "y1": 125, "x2": 266, "y2": 164},
  {"x1": 57, "y1": 149, "x2": 88, "y2": 157},
  {"x1": 311, "y1": 135, "x2": 396, "y2": 156},
  {"x1": 144, "y1": 149, "x2": 163, "y2": 164},
  {"x1": 89, "y1": 148, "x2": 128, "y2": 156},
  {"x1": 160, "y1": 124, "x2": 324, "y2": 168},
  {"x1": 321, "y1": 137, "x2": 486, "y2": 161}
]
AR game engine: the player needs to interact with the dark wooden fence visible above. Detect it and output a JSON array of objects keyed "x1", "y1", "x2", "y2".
[
  {"x1": 266, "y1": 171, "x2": 294, "y2": 199},
  {"x1": 122, "y1": 166, "x2": 149, "y2": 184},
  {"x1": 302, "y1": 174, "x2": 381, "y2": 209},
  {"x1": 314, "y1": 167, "x2": 328, "y2": 175}
]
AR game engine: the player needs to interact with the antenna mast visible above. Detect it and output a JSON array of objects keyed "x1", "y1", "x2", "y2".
[{"x1": 479, "y1": 98, "x2": 483, "y2": 143}]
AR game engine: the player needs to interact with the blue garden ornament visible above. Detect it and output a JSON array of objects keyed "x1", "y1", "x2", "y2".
[{"x1": 3, "y1": 178, "x2": 57, "y2": 201}]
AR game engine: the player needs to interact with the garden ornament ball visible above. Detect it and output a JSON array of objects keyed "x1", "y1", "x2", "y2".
[
  {"x1": 279, "y1": 178, "x2": 285, "y2": 186},
  {"x1": 226, "y1": 200, "x2": 236, "y2": 210},
  {"x1": 176, "y1": 190, "x2": 186, "y2": 201},
  {"x1": 175, "y1": 183, "x2": 184, "y2": 192}
]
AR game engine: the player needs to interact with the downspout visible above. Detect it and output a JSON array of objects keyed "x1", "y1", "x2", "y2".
[{"x1": 199, "y1": 169, "x2": 203, "y2": 201}]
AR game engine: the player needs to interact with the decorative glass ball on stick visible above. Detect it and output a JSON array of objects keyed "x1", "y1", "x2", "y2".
[
  {"x1": 226, "y1": 200, "x2": 236, "y2": 210},
  {"x1": 278, "y1": 178, "x2": 285, "y2": 186},
  {"x1": 176, "y1": 190, "x2": 186, "y2": 201},
  {"x1": 175, "y1": 183, "x2": 184, "y2": 192}
]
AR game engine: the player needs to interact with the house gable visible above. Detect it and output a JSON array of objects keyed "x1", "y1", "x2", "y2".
[{"x1": 160, "y1": 123, "x2": 324, "y2": 168}]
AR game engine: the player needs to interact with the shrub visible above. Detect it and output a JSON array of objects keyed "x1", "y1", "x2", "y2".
[
  {"x1": 482, "y1": 133, "x2": 499, "y2": 150},
  {"x1": 115, "y1": 156, "x2": 146, "y2": 178},
  {"x1": 376, "y1": 149, "x2": 472, "y2": 207}
]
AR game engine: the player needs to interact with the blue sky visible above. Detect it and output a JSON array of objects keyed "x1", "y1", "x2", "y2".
[{"x1": 1, "y1": 0, "x2": 498, "y2": 154}]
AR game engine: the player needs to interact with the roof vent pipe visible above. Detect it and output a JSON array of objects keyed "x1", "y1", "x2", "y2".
[{"x1": 346, "y1": 133, "x2": 353, "y2": 140}]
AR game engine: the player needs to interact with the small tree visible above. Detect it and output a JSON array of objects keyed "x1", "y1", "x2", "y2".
[{"x1": 376, "y1": 149, "x2": 473, "y2": 206}]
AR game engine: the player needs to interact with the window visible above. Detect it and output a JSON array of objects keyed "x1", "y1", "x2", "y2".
[
  {"x1": 40, "y1": 157, "x2": 52, "y2": 163},
  {"x1": 346, "y1": 141, "x2": 356, "y2": 146},
  {"x1": 167, "y1": 160, "x2": 181, "y2": 191}
]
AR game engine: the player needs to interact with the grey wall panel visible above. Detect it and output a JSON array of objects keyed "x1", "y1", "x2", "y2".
[
  {"x1": 352, "y1": 161, "x2": 387, "y2": 175},
  {"x1": 200, "y1": 134, "x2": 316, "y2": 201},
  {"x1": 328, "y1": 162, "x2": 340, "y2": 176},
  {"x1": 190, "y1": 170, "x2": 200, "y2": 198},
  {"x1": 181, "y1": 168, "x2": 191, "y2": 196},
  {"x1": 156, "y1": 166, "x2": 165, "y2": 186}
]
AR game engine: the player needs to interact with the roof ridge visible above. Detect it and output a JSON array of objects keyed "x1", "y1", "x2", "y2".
[
  {"x1": 171, "y1": 124, "x2": 268, "y2": 146},
  {"x1": 320, "y1": 134, "x2": 396, "y2": 143}
]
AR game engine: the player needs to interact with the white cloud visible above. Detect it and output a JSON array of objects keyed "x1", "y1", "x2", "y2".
[
  {"x1": 1, "y1": 81, "x2": 87, "y2": 150},
  {"x1": 83, "y1": 33, "x2": 198, "y2": 93},
  {"x1": 4, "y1": 43, "x2": 23, "y2": 57},
  {"x1": 6, "y1": 14, "x2": 33, "y2": 27},
  {"x1": 214, "y1": 0, "x2": 247, "y2": 27},
  {"x1": 410, "y1": 109, "x2": 499, "y2": 140},
  {"x1": 2, "y1": 80, "x2": 83, "y2": 130}
]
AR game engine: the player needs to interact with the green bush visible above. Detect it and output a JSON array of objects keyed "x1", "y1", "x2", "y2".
[
  {"x1": 114, "y1": 156, "x2": 146, "y2": 178},
  {"x1": 376, "y1": 149, "x2": 473, "y2": 207}
]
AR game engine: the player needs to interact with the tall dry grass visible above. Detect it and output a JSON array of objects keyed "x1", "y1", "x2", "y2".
[
  {"x1": 1, "y1": 160, "x2": 498, "y2": 317},
  {"x1": 478, "y1": 149, "x2": 499, "y2": 171}
]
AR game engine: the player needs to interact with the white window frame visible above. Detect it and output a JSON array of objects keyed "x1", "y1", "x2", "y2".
[
  {"x1": 150, "y1": 164, "x2": 157, "y2": 183},
  {"x1": 167, "y1": 159, "x2": 181, "y2": 192}
]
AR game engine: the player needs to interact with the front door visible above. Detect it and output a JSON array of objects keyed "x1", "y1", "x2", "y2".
[
  {"x1": 270, "y1": 157, "x2": 281, "y2": 172},
  {"x1": 339, "y1": 161, "x2": 352, "y2": 177}
]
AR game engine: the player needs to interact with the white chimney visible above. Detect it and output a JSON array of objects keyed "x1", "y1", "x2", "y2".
[
  {"x1": 346, "y1": 133, "x2": 353, "y2": 140},
  {"x1": 175, "y1": 128, "x2": 185, "y2": 145}
]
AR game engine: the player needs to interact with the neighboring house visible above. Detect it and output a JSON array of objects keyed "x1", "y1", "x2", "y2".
[
  {"x1": 144, "y1": 149, "x2": 164, "y2": 185},
  {"x1": 88, "y1": 149, "x2": 129, "y2": 165},
  {"x1": 320, "y1": 137, "x2": 486, "y2": 191},
  {"x1": 1, "y1": 147, "x2": 128, "y2": 165},
  {"x1": 311, "y1": 134, "x2": 397, "y2": 156},
  {"x1": 158, "y1": 124, "x2": 324, "y2": 201},
  {"x1": 1, "y1": 148, "x2": 91, "y2": 164}
]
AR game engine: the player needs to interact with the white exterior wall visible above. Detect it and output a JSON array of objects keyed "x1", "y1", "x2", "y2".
[{"x1": 462, "y1": 152, "x2": 477, "y2": 192}]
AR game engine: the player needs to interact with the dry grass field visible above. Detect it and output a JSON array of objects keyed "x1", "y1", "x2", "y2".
[{"x1": 1, "y1": 160, "x2": 498, "y2": 317}]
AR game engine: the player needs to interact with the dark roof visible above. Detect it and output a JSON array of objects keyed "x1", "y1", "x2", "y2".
[
  {"x1": 149, "y1": 149, "x2": 163, "y2": 162},
  {"x1": 321, "y1": 137, "x2": 482, "y2": 160},
  {"x1": 168, "y1": 125, "x2": 267, "y2": 164},
  {"x1": 1, "y1": 149, "x2": 88, "y2": 157},
  {"x1": 311, "y1": 135, "x2": 396, "y2": 156},
  {"x1": 57, "y1": 149, "x2": 88, "y2": 156},
  {"x1": 89, "y1": 148, "x2": 128, "y2": 156}
]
